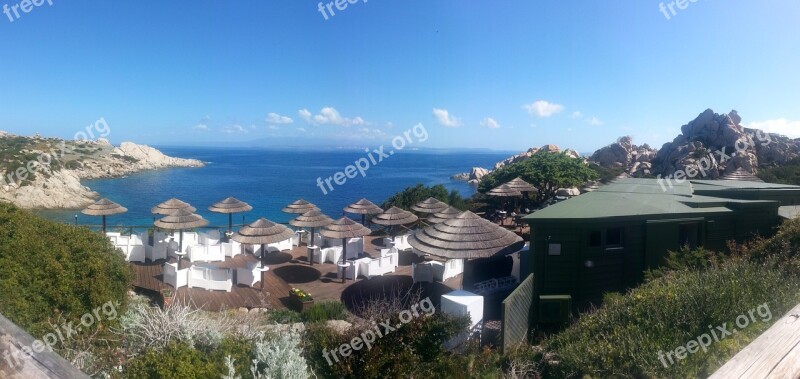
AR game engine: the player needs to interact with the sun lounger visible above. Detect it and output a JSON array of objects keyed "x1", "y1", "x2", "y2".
[{"x1": 188, "y1": 265, "x2": 232, "y2": 292}]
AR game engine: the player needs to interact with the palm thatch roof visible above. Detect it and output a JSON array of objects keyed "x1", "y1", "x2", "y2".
[
  {"x1": 151, "y1": 198, "x2": 196, "y2": 215},
  {"x1": 372, "y1": 206, "x2": 419, "y2": 226},
  {"x1": 81, "y1": 198, "x2": 127, "y2": 216},
  {"x1": 487, "y1": 184, "x2": 523, "y2": 198},
  {"x1": 231, "y1": 218, "x2": 295, "y2": 245},
  {"x1": 408, "y1": 211, "x2": 524, "y2": 259},
  {"x1": 208, "y1": 197, "x2": 253, "y2": 214},
  {"x1": 505, "y1": 177, "x2": 538, "y2": 193},
  {"x1": 343, "y1": 198, "x2": 383, "y2": 215},
  {"x1": 282, "y1": 199, "x2": 318, "y2": 214},
  {"x1": 411, "y1": 197, "x2": 449, "y2": 214},
  {"x1": 319, "y1": 217, "x2": 371, "y2": 239},
  {"x1": 154, "y1": 208, "x2": 209, "y2": 230},
  {"x1": 426, "y1": 206, "x2": 462, "y2": 224},
  {"x1": 721, "y1": 167, "x2": 765, "y2": 183},
  {"x1": 289, "y1": 209, "x2": 334, "y2": 228}
]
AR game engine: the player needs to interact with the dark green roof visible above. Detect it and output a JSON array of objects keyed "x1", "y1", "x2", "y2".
[{"x1": 524, "y1": 178, "x2": 793, "y2": 223}]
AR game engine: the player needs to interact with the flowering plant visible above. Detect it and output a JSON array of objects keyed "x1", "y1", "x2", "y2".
[{"x1": 289, "y1": 288, "x2": 313, "y2": 302}]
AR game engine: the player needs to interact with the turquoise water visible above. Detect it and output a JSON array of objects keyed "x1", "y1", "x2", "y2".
[{"x1": 36, "y1": 147, "x2": 510, "y2": 228}]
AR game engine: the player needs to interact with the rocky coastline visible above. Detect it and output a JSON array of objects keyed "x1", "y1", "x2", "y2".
[{"x1": 0, "y1": 135, "x2": 203, "y2": 209}]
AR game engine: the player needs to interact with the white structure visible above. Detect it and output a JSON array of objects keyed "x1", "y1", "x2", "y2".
[
  {"x1": 236, "y1": 261, "x2": 268, "y2": 287},
  {"x1": 187, "y1": 265, "x2": 233, "y2": 292},
  {"x1": 163, "y1": 263, "x2": 189, "y2": 289},
  {"x1": 441, "y1": 290, "x2": 485, "y2": 350}
]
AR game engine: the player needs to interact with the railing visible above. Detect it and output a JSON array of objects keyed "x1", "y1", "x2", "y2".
[
  {"x1": 709, "y1": 301, "x2": 800, "y2": 378},
  {"x1": 0, "y1": 312, "x2": 88, "y2": 378}
]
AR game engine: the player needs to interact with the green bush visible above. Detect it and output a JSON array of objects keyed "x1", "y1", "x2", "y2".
[
  {"x1": 304, "y1": 313, "x2": 469, "y2": 378},
  {"x1": 0, "y1": 203, "x2": 132, "y2": 337},
  {"x1": 301, "y1": 301, "x2": 348, "y2": 323},
  {"x1": 545, "y1": 259, "x2": 800, "y2": 378},
  {"x1": 124, "y1": 342, "x2": 222, "y2": 379},
  {"x1": 269, "y1": 308, "x2": 302, "y2": 324}
]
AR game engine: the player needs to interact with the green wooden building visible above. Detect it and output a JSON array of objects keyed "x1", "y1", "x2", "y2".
[{"x1": 523, "y1": 178, "x2": 800, "y2": 320}]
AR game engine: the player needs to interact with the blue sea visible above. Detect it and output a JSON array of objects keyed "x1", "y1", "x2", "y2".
[{"x1": 36, "y1": 147, "x2": 510, "y2": 228}]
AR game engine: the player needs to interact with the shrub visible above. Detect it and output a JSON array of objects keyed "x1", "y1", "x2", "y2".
[
  {"x1": 0, "y1": 204, "x2": 132, "y2": 337},
  {"x1": 381, "y1": 183, "x2": 469, "y2": 211},
  {"x1": 124, "y1": 342, "x2": 221, "y2": 379},
  {"x1": 545, "y1": 259, "x2": 800, "y2": 378},
  {"x1": 250, "y1": 330, "x2": 309, "y2": 379},
  {"x1": 301, "y1": 301, "x2": 348, "y2": 323},
  {"x1": 268, "y1": 308, "x2": 302, "y2": 324}
]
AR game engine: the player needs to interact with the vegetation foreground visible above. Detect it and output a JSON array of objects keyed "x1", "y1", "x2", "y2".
[{"x1": 2, "y1": 206, "x2": 800, "y2": 377}]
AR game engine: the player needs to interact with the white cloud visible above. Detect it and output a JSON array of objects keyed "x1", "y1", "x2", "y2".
[
  {"x1": 480, "y1": 117, "x2": 501, "y2": 129},
  {"x1": 298, "y1": 107, "x2": 364, "y2": 126},
  {"x1": 530, "y1": 124, "x2": 537, "y2": 128},
  {"x1": 192, "y1": 124, "x2": 209, "y2": 132},
  {"x1": 571, "y1": 111, "x2": 583, "y2": 119},
  {"x1": 268, "y1": 125, "x2": 279, "y2": 130},
  {"x1": 266, "y1": 112, "x2": 293, "y2": 125},
  {"x1": 296, "y1": 127, "x2": 306, "y2": 133},
  {"x1": 588, "y1": 116, "x2": 604, "y2": 126},
  {"x1": 222, "y1": 124, "x2": 248, "y2": 134},
  {"x1": 523, "y1": 100, "x2": 564, "y2": 118},
  {"x1": 747, "y1": 118, "x2": 800, "y2": 138},
  {"x1": 432, "y1": 108, "x2": 462, "y2": 127}
]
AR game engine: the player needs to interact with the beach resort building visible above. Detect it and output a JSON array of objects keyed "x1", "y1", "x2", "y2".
[{"x1": 523, "y1": 178, "x2": 800, "y2": 322}]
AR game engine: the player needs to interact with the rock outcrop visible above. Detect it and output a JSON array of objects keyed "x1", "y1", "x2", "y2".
[
  {"x1": 589, "y1": 136, "x2": 658, "y2": 176},
  {"x1": 1, "y1": 136, "x2": 203, "y2": 209},
  {"x1": 650, "y1": 109, "x2": 800, "y2": 178}
]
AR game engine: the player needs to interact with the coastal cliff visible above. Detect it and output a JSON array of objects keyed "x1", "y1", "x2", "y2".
[{"x1": 0, "y1": 134, "x2": 203, "y2": 209}]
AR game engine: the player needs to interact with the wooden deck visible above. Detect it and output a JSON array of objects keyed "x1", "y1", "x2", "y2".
[
  {"x1": 130, "y1": 236, "x2": 462, "y2": 312},
  {"x1": 710, "y1": 302, "x2": 800, "y2": 378}
]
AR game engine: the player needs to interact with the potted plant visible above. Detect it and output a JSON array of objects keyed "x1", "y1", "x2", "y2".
[
  {"x1": 162, "y1": 288, "x2": 175, "y2": 308},
  {"x1": 289, "y1": 288, "x2": 314, "y2": 312}
]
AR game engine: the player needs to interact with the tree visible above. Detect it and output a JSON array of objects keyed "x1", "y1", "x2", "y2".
[
  {"x1": 478, "y1": 152, "x2": 598, "y2": 204},
  {"x1": 381, "y1": 184, "x2": 469, "y2": 210}
]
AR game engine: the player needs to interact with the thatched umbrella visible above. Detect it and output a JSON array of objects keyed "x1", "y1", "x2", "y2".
[
  {"x1": 504, "y1": 177, "x2": 538, "y2": 194},
  {"x1": 81, "y1": 198, "x2": 127, "y2": 233},
  {"x1": 320, "y1": 217, "x2": 371, "y2": 283},
  {"x1": 154, "y1": 208, "x2": 209, "y2": 269},
  {"x1": 372, "y1": 206, "x2": 419, "y2": 238},
  {"x1": 411, "y1": 197, "x2": 449, "y2": 215},
  {"x1": 231, "y1": 218, "x2": 295, "y2": 289},
  {"x1": 282, "y1": 199, "x2": 318, "y2": 215},
  {"x1": 487, "y1": 184, "x2": 523, "y2": 198},
  {"x1": 408, "y1": 211, "x2": 524, "y2": 260},
  {"x1": 427, "y1": 206, "x2": 462, "y2": 224},
  {"x1": 343, "y1": 198, "x2": 383, "y2": 225},
  {"x1": 151, "y1": 198, "x2": 196, "y2": 215},
  {"x1": 208, "y1": 197, "x2": 253, "y2": 233},
  {"x1": 289, "y1": 210, "x2": 334, "y2": 266}
]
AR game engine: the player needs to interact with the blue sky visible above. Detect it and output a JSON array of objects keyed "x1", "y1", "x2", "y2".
[{"x1": 0, "y1": 0, "x2": 798, "y2": 153}]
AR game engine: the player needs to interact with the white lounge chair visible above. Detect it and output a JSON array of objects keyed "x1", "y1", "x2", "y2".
[
  {"x1": 236, "y1": 261, "x2": 268, "y2": 287},
  {"x1": 188, "y1": 266, "x2": 232, "y2": 292},
  {"x1": 359, "y1": 258, "x2": 383, "y2": 279},
  {"x1": 222, "y1": 241, "x2": 241, "y2": 258},
  {"x1": 379, "y1": 255, "x2": 396, "y2": 274},
  {"x1": 199, "y1": 230, "x2": 221, "y2": 245},
  {"x1": 322, "y1": 246, "x2": 343, "y2": 264},
  {"x1": 163, "y1": 262, "x2": 188, "y2": 288},
  {"x1": 188, "y1": 244, "x2": 225, "y2": 262},
  {"x1": 429, "y1": 261, "x2": 445, "y2": 282},
  {"x1": 412, "y1": 262, "x2": 433, "y2": 283}
]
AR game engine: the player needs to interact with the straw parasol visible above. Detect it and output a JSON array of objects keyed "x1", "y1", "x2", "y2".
[
  {"x1": 411, "y1": 197, "x2": 449, "y2": 214},
  {"x1": 282, "y1": 199, "x2": 318, "y2": 215},
  {"x1": 208, "y1": 197, "x2": 253, "y2": 233},
  {"x1": 426, "y1": 206, "x2": 462, "y2": 224},
  {"x1": 408, "y1": 211, "x2": 524, "y2": 260},
  {"x1": 81, "y1": 198, "x2": 127, "y2": 233},
  {"x1": 487, "y1": 184, "x2": 523, "y2": 198},
  {"x1": 289, "y1": 209, "x2": 334, "y2": 265},
  {"x1": 154, "y1": 208, "x2": 209, "y2": 269},
  {"x1": 231, "y1": 218, "x2": 295, "y2": 289},
  {"x1": 504, "y1": 177, "x2": 538, "y2": 194},
  {"x1": 151, "y1": 198, "x2": 196, "y2": 215},
  {"x1": 319, "y1": 217, "x2": 371, "y2": 283},
  {"x1": 372, "y1": 206, "x2": 419, "y2": 237},
  {"x1": 343, "y1": 198, "x2": 383, "y2": 225}
]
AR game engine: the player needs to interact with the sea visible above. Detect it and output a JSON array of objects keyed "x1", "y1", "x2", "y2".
[{"x1": 35, "y1": 147, "x2": 511, "y2": 229}]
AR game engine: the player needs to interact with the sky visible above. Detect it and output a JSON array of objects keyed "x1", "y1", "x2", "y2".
[{"x1": 0, "y1": 0, "x2": 798, "y2": 153}]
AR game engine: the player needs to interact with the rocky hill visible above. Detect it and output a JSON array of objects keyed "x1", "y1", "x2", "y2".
[
  {"x1": 0, "y1": 133, "x2": 203, "y2": 209},
  {"x1": 590, "y1": 109, "x2": 800, "y2": 179}
]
